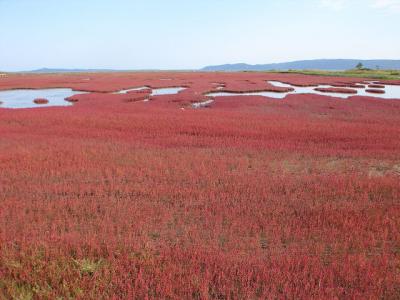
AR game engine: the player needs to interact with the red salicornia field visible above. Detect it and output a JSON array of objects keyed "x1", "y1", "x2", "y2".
[{"x1": 1, "y1": 72, "x2": 400, "y2": 299}]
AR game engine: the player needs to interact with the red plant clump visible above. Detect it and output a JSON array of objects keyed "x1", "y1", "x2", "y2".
[
  {"x1": 33, "y1": 98, "x2": 49, "y2": 104},
  {"x1": 314, "y1": 87, "x2": 358, "y2": 94},
  {"x1": 0, "y1": 72, "x2": 400, "y2": 299},
  {"x1": 368, "y1": 84, "x2": 385, "y2": 89},
  {"x1": 366, "y1": 89, "x2": 386, "y2": 94},
  {"x1": 346, "y1": 83, "x2": 366, "y2": 88}
]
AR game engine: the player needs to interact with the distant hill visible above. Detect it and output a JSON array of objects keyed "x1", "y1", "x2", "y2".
[
  {"x1": 18, "y1": 60, "x2": 400, "y2": 73},
  {"x1": 201, "y1": 59, "x2": 400, "y2": 71},
  {"x1": 26, "y1": 68, "x2": 125, "y2": 73}
]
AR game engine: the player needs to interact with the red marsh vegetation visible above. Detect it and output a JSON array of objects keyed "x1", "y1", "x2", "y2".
[
  {"x1": 0, "y1": 72, "x2": 400, "y2": 299},
  {"x1": 314, "y1": 87, "x2": 358, "y2": 94},
  {"x1": 33, "y1": 98, "x2": 49, "y2": 104},
  {"x1": 368, "y1": 84, "x2": 386, "y2": 89},
  {"x1": 366, "y1": 89, "x2": 386, "y2": 94}
]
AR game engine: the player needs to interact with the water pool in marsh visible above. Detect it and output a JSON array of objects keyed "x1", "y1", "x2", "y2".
[
  {"x1": 0, "y1": 88, "x2": 87, "y2": 109},
  {"x1": 206, "y1": 81, "x2": 400, "y2": 100},
  {"x1": 116, "y1": 86, "x2": 186, "y2": 96}
]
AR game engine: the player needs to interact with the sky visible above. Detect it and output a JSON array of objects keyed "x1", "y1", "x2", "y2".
[{"x1": 0, "y1": 0, "x2": 399, "y2": 71}]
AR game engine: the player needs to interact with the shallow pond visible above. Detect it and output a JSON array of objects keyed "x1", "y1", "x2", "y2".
[
  {"x1": 206, "y1": 81, "x2": 400, "y2": 100},
  {"x1": 116, "y1": 86, "x2": 186, "y2": 96},
  {"x1": 151, "y1": 87, "x2": 186, "y2": 96},
  {"x1": 116, "y1": 86, "x2": 149, "y2": 94},
  {"x1": 192, "y1": 99, "x2": 214, "y2": 108},
  {"x1": 0, "y1": 86, "x2": 187, "y2": 109},
  {"x1": 0, "y1": 88, "x2": 87, "y2": 109}
]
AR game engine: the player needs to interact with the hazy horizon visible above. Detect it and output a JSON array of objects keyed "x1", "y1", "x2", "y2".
[{"x1": 1, "y1": 0, "x2": 400, "y2": 72}]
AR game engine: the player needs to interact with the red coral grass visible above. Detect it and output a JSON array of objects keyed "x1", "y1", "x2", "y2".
[
  {"x1": 0, "y1": 72, "x2": 400, "y2": 299},
  {"x1": 368, "y1": 84, "x2": 385, "y2": 89},
  {"x1": 366, "y1": 89, "x2": 386, "y2": 94},
  {"x1": 33, "y1": 98, "x2": 49, "y2": 104},
  {"x1": 314, "y1": 87, "x2": 358, "y2": 94},
  {"x1": 65, "y1": 96, "x2": 79, "y2": 102}
]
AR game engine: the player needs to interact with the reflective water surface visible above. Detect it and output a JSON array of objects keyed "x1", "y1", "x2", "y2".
[
  {"x1": 192, "y1": 99, "x2": 214, "y2": 108},
  {"x1": 2, "y1": 81, "x2": 399, "y2": 110},
  {"x1": 206, "y1": 81, "x2": 400, "y2": 100},
  {"x1": 0, "y1": 88, "x2": 87, "y2": 109},
  {"x1": 116, "y1": 86, "x2": 186, "y2": 96},
  {"x1": 151, "y1": 87, "x2": 186, "y2": 96}
]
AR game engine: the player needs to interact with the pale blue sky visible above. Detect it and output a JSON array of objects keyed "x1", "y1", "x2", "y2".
[{"x1": 0, "y1": 0, "x2": 399, "y2": 71}]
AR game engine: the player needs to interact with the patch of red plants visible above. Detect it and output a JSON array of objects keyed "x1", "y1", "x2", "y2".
[
  {"x1": 33, "y1": 98, "x2": 49, "y2": 104},
  {"x1": 0, "y1": 72, "x2": 400, "y2": 299},
  {"x1": 346, "y1": 83, "x2": 366, "y2": 88},
  {"x1": 368, "y1": 84, "x2": 385, "y2": 89},
  {"x1": 332, "y1": 83, "x2": 365, "y2": 89},
  {"x1": 366, "y1": 89, "x2": 386, "y2": 94},
  {"x1": 314, "y1": 87, "x2": 358, "y2": 94}
]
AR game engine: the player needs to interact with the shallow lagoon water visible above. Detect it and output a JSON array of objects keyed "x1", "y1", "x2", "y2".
[
  {"x1": 151, "y1": 87, "x2": 186, "y2": 96},
  {"x1": 206, "y1": 81, "x2": 400, "y2": 100},
  {"x1": 0, "y1": 86, "x2": 186, "y2": 109},
  {"x1": 2, "y1": 81, "x2": 399, "y2": 110},
  {"x1": 0, "y1": 88, "x2": 86, "y2": 109},
  {"x1": 192, "y1": 99, "x2": 214, "y2": 108},
  {"x1": 116, "y1": 86, "x2": 149, "y2": 94},
  {"x1": 116, "y1": 86, "x2": 186, "y2": 96}
]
